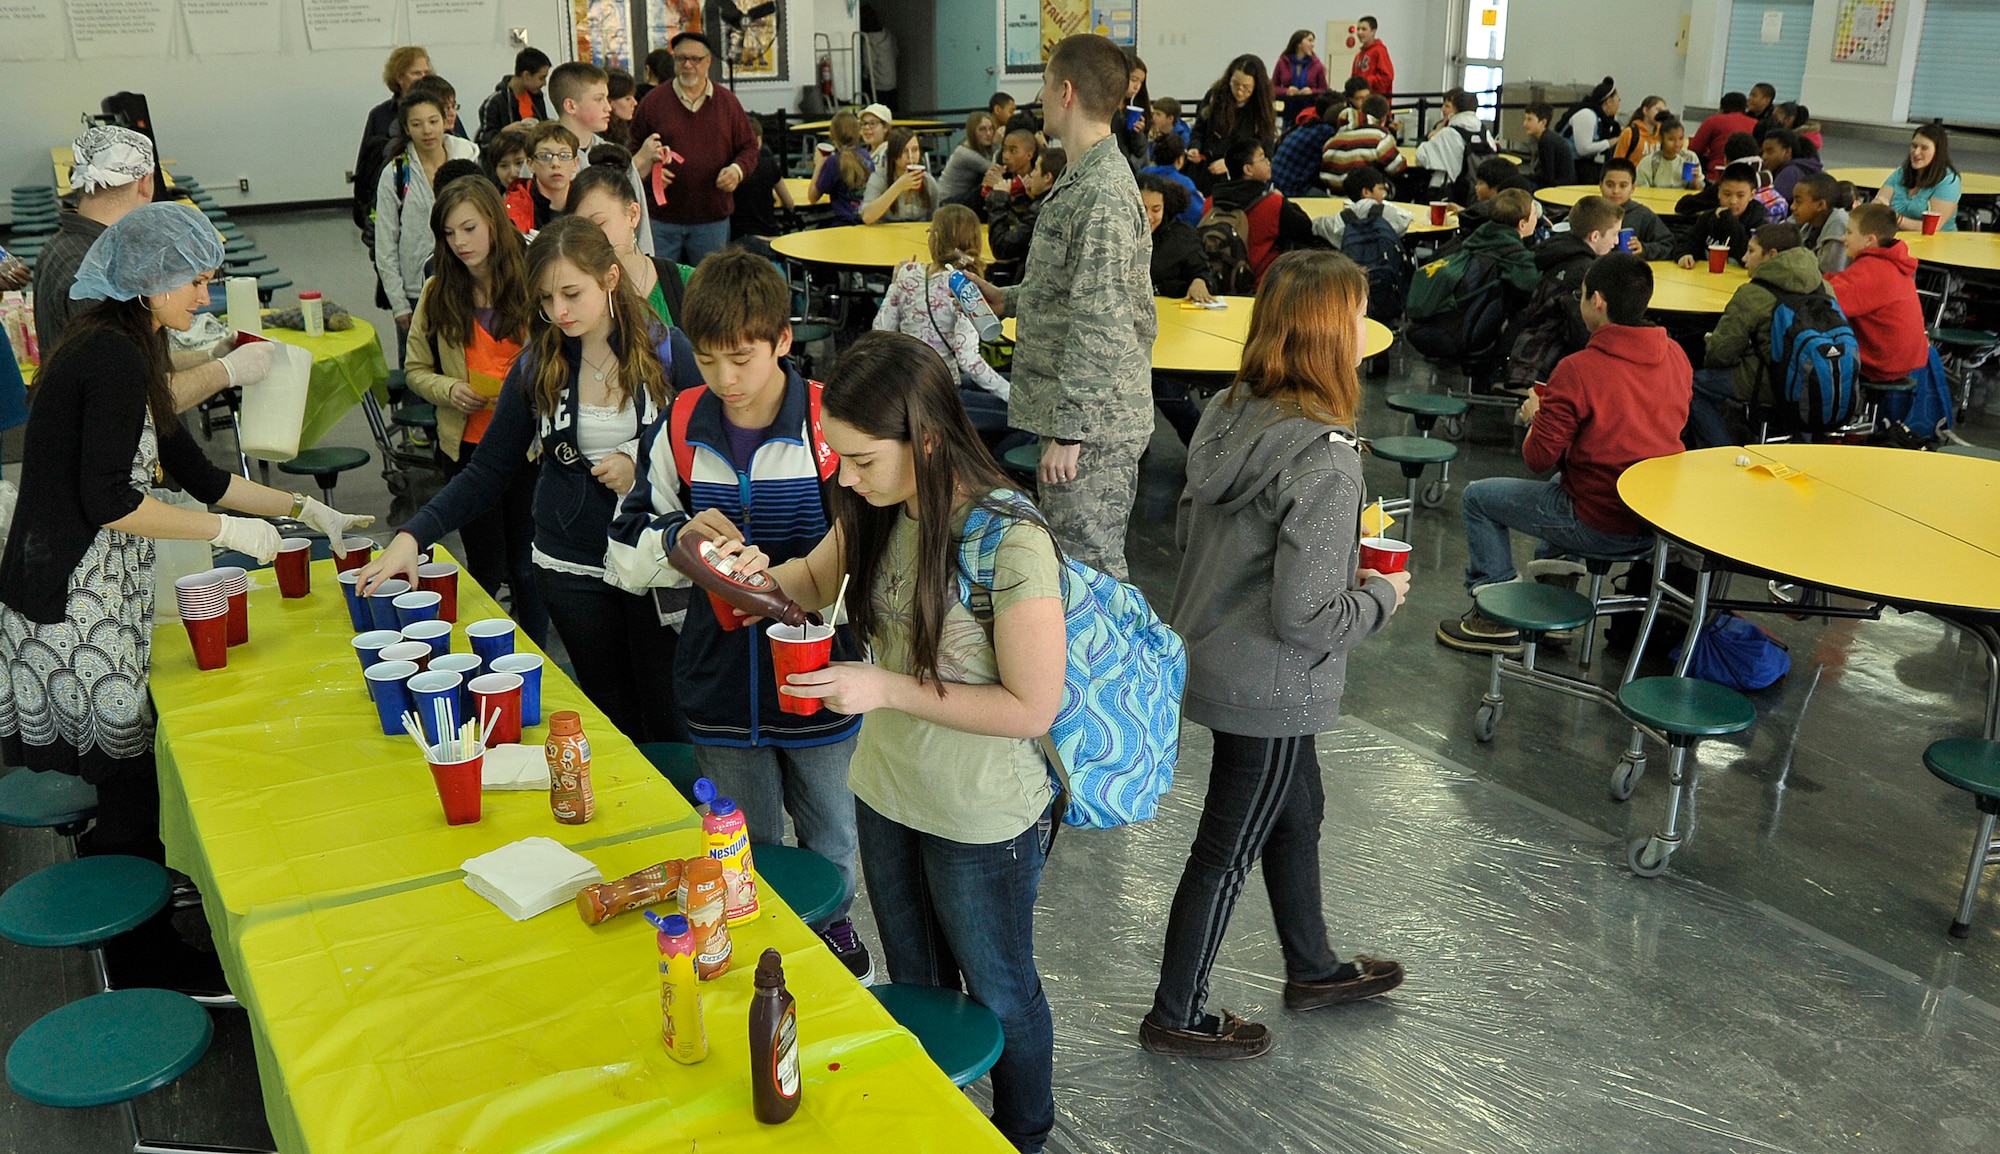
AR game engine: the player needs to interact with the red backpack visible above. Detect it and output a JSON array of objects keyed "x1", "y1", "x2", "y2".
[{"x1": 667, "y1": 380, "x2": 838, "y2": 484}]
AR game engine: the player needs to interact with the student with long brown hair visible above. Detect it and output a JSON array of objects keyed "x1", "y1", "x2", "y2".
[
  {"x1": 403, "y1": 175, "x2": 547, "y2": 644},
  {"x1": 807, "y1": 109, "x2": 874, "y2": 225},
  {"x1": 1188, "y1": 53, "x2": 1276, "y2": 188},
  {"x1": 1141, "y1": 250, "x2": 1408, "y2": 1060},
  {"x1": 356, "y1": 215, "x2": 703, "y2": 743},
  {"x1": 861, "y1": 126, "x2": 940, "y2": 223}
]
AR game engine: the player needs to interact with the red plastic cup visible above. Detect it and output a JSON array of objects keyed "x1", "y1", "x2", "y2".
[
  {"x1": 468, "y1": 672, "x2": 523, "y2": 746},
  {"x1": 769, "y1": 622, "x2": 835, "y2": 715},
  {"x1": 379, "y1": 640, "x2": 433, "y2": 674},
  {"x1": 1429, "y1": 201, "x2": 1449, "y2": 226},
  {"x1": 334, "y1": 537, "x2": 375, "y2": 573},
  {"x1": 709, "y1": 590, "x2": 746, "y2": 631},
  {"x1": 275, "y1": 538, "x2": 312, "y2": 598},
  {"x1": 1358, "y1": 536, "x2": 1412, "y2": 574},
  {"x1": 417, "y1": 562, "x2": 459, "y2": 623},
  {"x1": 1923, "y1": 210, "x2": 1942, "y2": 236},
  {"x1": 1707, "y1": 242, "x2": 1729, "y2": 274},
  {"x1": 426, "y1": 741, "x2": 484, "y2": 825},
  {"x1": 183, "y1": 610, "x2": 229, "y2": 670}
]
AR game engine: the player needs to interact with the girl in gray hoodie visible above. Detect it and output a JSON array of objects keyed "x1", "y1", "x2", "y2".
[{"x1": 1140, "y1": 250, "x2": 1410, "y2": 1060}]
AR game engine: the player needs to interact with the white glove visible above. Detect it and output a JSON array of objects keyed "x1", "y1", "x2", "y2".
[
  {"x1": 297, "y1": 497, "x2": 375, "y2": 556},
  {"x1": 211, "y1": 516, "x2": 282, "y2": 564},
  {"x1": 220, "y1": 341, "x2": 274, "y2": 388}
]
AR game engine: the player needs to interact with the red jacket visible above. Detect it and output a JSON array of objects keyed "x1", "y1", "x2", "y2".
[
  {"x1": 1827, "y1": 241, "x2": 1929, "y2": 380},
  {"x1": 1351, "y1": 40, "x2": 1394, "y2": 96},
  {"x1": 1526, "y1": 324, "x2": 1691, "y2": 537},
  {"x1": 628, "y1": 82, "x2": 761, "y2": 225},
  {"x1": 1688, "y1": 110, "x2": 1760, "y2": 179}
]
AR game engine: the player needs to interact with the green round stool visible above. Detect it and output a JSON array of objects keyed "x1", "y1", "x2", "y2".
[
  {"x1": 0, "y1": 768, "x2": 98, "y2": 834},
  {"x1": 1924, "y1": 739, "x2": 2000, "y2": 938},
  {"x1": 0, "y1": 855, "x2": 169, "y2": 948},
  {"x1": 280, "y1": 446, "x2": 373, "y2": 504},
  {"x1": 871, "y1": 984, "x2": 1005, "y2": 1087},
  {"x1": 235, "y1": 264, "x2": 276, "y2": 280},
  {"x1": 1368, "y1": 435, "x2": 1459, "y2": 531},
  {"x1": 1387, "y1": 391, "x2": 1470, "y2": 439},
  {"x1": 200, "y1": 206, "x2": 229, "y2": 221},
  {"x1": 8, "y1": 220, "x2": 56, "y2": 237},
  {"x1": 1617, "y1": 676, "x2": 1756, "y2": 877},
  {"x1": 10, "y1": 206, "x2": 56, "y2": 222},
  {"x1": 1001, "y1": 442, "x2": 1041, "y2": 485},
  {"x1": 224, "y1": 250, "x2": 265, "y2": 268},
  {"x1": 1468, "y1": 582, "x2": 1595, "y2": 742},
  {"x1": 393, "y1": 402, "x2": 438, "y2": 432},
  {"x1": 1934, "y1": 328, "x2": 1997, "y2": 353},
  {"x1": 637, "y1": 742, "x2": 701, "y2": 801},
  {"x1": 6, "y1": 988, "x2": 212, "y2": 1109},
  {"x1": 257, "y1": 274, "x2": 293, "y2": 301},
  {"x1": 223, "y1": 237, "x2": 255, "y2": 254},
  {"x1": 385, "y1": 369, "x2": 409, "y2": 403},
  {"x1": 754, "y1": 844, "x2": 844, "y2": 928}
]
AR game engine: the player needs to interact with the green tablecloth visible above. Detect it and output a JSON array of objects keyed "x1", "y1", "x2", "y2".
[{"x1": 262, "y1": 317, "x2": 389, "y2": 452}]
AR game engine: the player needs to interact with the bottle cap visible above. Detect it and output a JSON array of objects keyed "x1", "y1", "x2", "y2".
[
  {"x1": 657, "y1": 912, "x2": 690, "y2": 935},
  {"x1": 692, "y1": 777, "x2": 716, "y2": 806},
  {"x1": 710, "y1": 797, "x2": 737, "y2": 817},
  {"x1": 755, "y1": 947, "x2": 784, "y2": 987},
  {"x1": 298, "y1": 290, "x2": 322, "y2": 300},
  {"x1": 643, "y1": 909, "x2": 672, "y2": 931},
  {"x1": 548, "y1": 710, "x2": 581, "y2": 734}
]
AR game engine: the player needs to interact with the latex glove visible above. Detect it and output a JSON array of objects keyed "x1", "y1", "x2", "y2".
[
  {"x1": 297, "y1": 497, "x2": 376, "y2": 555},
  {"x1": 220, "y1": 341, "x2": 274, "y2": 388},
  {"x1": 211, "y1": 516, "x2": 281, "y2": 564}
]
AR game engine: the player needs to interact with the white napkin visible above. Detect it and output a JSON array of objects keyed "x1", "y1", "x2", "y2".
[
  {"x1": 461, "y1": 837, "x2": 604, "y2": 921},
  {"x1": 481, "y1": 743, "x2": 551, "y2": 790}
]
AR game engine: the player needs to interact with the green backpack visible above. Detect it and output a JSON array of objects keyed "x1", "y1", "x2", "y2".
[{"x1": 1405, "y1": 248, "x2": 1475, "y2": 322}]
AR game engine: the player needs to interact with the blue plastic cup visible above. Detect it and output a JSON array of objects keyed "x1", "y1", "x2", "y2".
[
  {"x1": 1618, "y1": 227, "x2": 1636, "y2": 253},
  {"x1": 393, "y1": 589, "x2": 442, "y2": 628},
  {"x1": 490, "y1": 653, "x2": 545, "y2": 729},
  {"x1": 364, "y1": 660, "x2": 420, "y2": 736},
  {"x1": 1683, "y1": 157, "x2": 1697, "y2": 183},
  {"x1": 352, "y1": 629, "x2": 404, "y2": 699},
  {"x1": 428, "y1": 653, "x2": 483, "y2": 721},
  {"x1": 400, "y1": 619, "x2": 453, "y2": 663},
  {"x1": 367, "y1": 579, "x2": 411, "y2": 632},
  {"x1": 407, "y1": 670, "x2": 464, "y2": 747},
  {"x1": 465, "y1": 618, "x2": 516, "y2": 670},
  {"x1": 337, "y1": 571, "x2": 372, "y2": 631}
]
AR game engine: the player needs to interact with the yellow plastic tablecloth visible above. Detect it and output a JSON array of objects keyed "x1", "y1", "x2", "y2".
[
  {"x1": 261, "y1": 316, "x2": 392, "y2": 451},
  {"x1": 234, "y1": 829, "x2": 1010, "y2": 1154},
  {"x1": 151, "y1": 551, "x2": 698, "y2": 979}
]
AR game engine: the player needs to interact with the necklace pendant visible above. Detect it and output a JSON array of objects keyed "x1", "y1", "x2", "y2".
[{"x1": 593, "y1": 370, "x2": 606, "y2": 382}]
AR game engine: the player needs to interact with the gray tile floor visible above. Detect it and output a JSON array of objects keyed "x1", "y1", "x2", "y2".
[{"x1": 9, "y1": 142, "x2": 2000, "y2": 1151}]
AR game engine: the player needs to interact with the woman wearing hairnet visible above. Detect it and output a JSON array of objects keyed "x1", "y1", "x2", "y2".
[{"x1": 0, "y1": 203, "x2": 370, "y2": 859}]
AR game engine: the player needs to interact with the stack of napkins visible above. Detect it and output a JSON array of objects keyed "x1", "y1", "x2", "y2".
[
  {"x1": 481, "y1": 743, "x2": 551, "y2": 790},
  {"x1": 462, "y1": 837, "x2": 604, "y2": 921}
]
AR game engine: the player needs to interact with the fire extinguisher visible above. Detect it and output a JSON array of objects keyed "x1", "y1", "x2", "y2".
[{"x1": 818, "y1": 54, "x2": 834, "y2": 101}]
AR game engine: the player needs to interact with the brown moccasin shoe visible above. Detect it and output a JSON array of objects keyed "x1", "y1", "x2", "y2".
[
  {"x1": 1283, "y1": 955, "x2": 1406, "y2": 1011},
  {"x1": 1138, "y1": 1010, "x2": 1274, "y2": 1060}
]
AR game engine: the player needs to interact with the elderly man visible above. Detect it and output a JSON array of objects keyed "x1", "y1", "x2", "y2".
[{"x1": 628, "y1": 31, "x2": 760, "y2": 264}]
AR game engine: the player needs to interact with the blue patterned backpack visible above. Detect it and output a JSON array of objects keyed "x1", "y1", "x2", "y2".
[{"x1": 957, "y1": 494, "x2": 1186, "y2": 828}]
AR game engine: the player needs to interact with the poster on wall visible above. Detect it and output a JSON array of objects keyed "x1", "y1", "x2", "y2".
[
  {"x1": 1039, "y1": 0, "x2": 1087, "y2": 61},
  {"x1": 301, "y1": 0, "x2": 395, "y2": 50},
  {"x1": 0, "y1": 0, "x2": 68, "y2": 61},
  {"x1": 572, "y1": 0, "x2": 631, "y2": 69},
  {"x1": 1003, "y1": 0, "x2": 1038, "y2": 74},
  {"x1": 409, "y1": 0, "x2": 495, "y2": 45},
  {"x1": 1833, "y1": 0, "x2": 1894, "y2": 65},
  {"x1": 182, "y1": 0, "x2": 281, "y2": 54},
  {"x1": 1008, "y1": 0, "x2": 1132, "y2": 74},
  {"x1": 67, "y1": 0, "x2": 171, "y2": 57},
  {"x1": 717, "y1": 0, "x2": 783, "y2": 81},
  {"x1": 647, "y1": 0, "x2": 698, "y2": 55},
  {"x1": 1090, "y1": 5, "x2": 1133, "y2": 46}
]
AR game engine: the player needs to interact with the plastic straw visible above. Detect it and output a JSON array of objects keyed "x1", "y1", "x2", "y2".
[
  {"x1": 402, "y1": 712, "x2": 429, "y2": 759},
  {"x1": 832, "y1": 572, "x2": 851, "y2": 628},
  {"x1": 481, "y1": 705, "x2": 500, "y2": 748}
]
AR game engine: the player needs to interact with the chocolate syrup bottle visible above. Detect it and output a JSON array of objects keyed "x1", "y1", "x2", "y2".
[{"x1": 749, "y1": 948, "x2": 801, "y2": 1124}]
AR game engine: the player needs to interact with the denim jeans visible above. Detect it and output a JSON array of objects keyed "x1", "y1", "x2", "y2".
[
  {"x1": 857, "y1": 797, "x2": 1055, "y2": 1153},
  {"x1": 649, "y1": 218, "x2": 731, "y2": 265},
  {"x1": 1688, "y1": 367, "x2": 1738, "y2": 449},
  {"x1": 1460, "y1": 476, "x2": 1654, "y2": 593},
  {"x1": 532, "y1": 567, "x2": 687, "y2": 744},
  {"x1": 1149, "y1": 732, "x2": 1343, "y2": 1031},
  {"x1": 694, "y1": 738, "x2": 860, "y2": 925}
]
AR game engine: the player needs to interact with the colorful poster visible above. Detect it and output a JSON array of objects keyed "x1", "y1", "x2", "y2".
[
  {"x1": 1832, "y1": 0, "x2": 1894, "y2": 65},
  {"x1": 1090, "y1": 4, "x2": 1133, "y2": 46},
  {"x1": 301, "y1": 0, "x2": 395, "y2": 50},
  {"x1": 0, "y1": 0, "x2": 67, "y2": 61},
  {"x1": 182, "y1": 0, "x2": 281, "y2": 54},
  {"x1": 67, "y1": 0, "x2": 170, "y2": 56},
  {"x1": 1039, "y1": 0, "x2": 1086, "y2": 60},
  {"x1": 409, "y1": 0, "x2": 496, "y2": 45},
  {"x1": 646, "y1": 0, "x2": 699, "y2": 55},
  {"x1": 717, "y1": 0, "x2": 781, "y2": 81},
  {"x1": 572, "y1": 0, "x2": 630, "y2": 70}
]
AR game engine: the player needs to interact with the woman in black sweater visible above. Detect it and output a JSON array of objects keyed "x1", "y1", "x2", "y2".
[
  {"x1": 0, "y1": 203, "x2": 370, "y2": 854},
  {"x1": 1189, "y1": 54, "x2": 1276, "y2": 194}
]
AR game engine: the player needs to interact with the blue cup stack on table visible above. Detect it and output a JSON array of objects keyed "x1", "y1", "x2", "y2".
[
  {"x1": 400, "y1": 619, "x2": 452, "y2": 663},
  {"x1": 393, "y1": 590, "x2": 442, "y2": 628},
  {"x1": 352, "y1": 630, "x2": 403, "y2": 699}
]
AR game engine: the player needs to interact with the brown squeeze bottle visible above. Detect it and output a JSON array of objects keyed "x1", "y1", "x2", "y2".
[
  {"x1": 667, "y1": 533, "x2": 819, "y2": 628},
  {"x1": 749, "y1": 948, "x2": 801, "y2": 1124},
  {"x1": 574, "y1": 858, "x2": 685, "y2": 925},
  {"x1": 546, "y1": 711, "x2": 595, "y2": 824}
]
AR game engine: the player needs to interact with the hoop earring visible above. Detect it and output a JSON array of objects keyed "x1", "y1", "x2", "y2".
[
  {"x1": 608, "y1": 295, "x2": 616, "y2": 324},
  {"x1": 539, "y1": 306, "x2": 555, "y2": 325}
]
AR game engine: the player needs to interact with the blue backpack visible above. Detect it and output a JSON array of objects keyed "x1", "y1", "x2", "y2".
[
  {"x1": 1878, "y1": 345, "x2": 1956, "y2": 442},
  {"x1": 1673, "y1": 613, "x2": 1790, "y2": 691},
  {"x1": 1339, "y1": 204, "x2": 1408, "y2": 321},
  {"x1": 957, "y1": 494, "x2": 1187, "y2": 829},
  {"x1": 1767, "y1": 287, "x2": 1859, "y2": 434}
]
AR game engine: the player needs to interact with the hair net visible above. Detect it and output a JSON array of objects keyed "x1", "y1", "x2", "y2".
[
  {"x1": 69, "y1": 203, "x2": 226, "y2": 302},
  {"x1": 72, "y1": 125, "x2": 155, "y2": 194}
]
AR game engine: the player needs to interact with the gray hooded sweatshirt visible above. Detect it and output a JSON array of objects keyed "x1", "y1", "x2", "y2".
[{"x1": 1169, "y1": 392, "x2": 1398, "y2": 738}]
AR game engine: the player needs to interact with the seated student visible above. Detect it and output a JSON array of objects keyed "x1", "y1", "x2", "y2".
[
  {"x1": 1321, "y1": 94, "x2": 1405, "y2": 186},
  {"x1": 1149, "y1": 96, "x2": 1192, "y2": 147},
  {"x1": 1408, "y1": 189, "x2": 1542, "y2": 392},
  {"x1": 1878, "y1": 124, "x2": 1961, "y2": 233},
  {"x1": 483, "y1": 123, "x2": 534, "y2": 190},
  {"x1": 504, "y1": 121, "x2": 579, "y2": 234},
  {"x1": 1332, "y1": 76, "x2": 1371, "y2": 130},
  {"x1": 861, "y1": 127, "x2": 942, "y2": 224},
  {"x1": 1827, "y1": 203, "x2": 1929, "y2": 385},
  {"x1": 989, "y1": 147, "x2": 1064, "y2": 263},
  {"x1": 1203, "y1": 139, "x2": 1317, "y2": 286},
  {"x1": 872, "y1": 204, "x2": 1017, "y2": 443},
  {"x1": 1311, "y1": 165, "x2": 1412, "y2": 246},
  {"x1": 1760, "y1": 127, "x2": 1822, "y2": 202},
  {"x1": 1270, "y1": 91, "x2": 1344, "y2": 197},
  {"x1": 1676, "y1": 132, "x2": 1759, "y2": 215},
  {"x1": 1138, "y1": 174, "x2": 1210, "y2": 445},
  {"x1": 1673, "y1": 162, "x2": 1769, "y2": 268},
  {"x1": 1140, "y1": 133, "x2": 1204, "y2": 225},
  {"x1": 1522, "y1": 101, "x2": 1576, "y2": 189},
  {"x1": 807, "y1": 110, "x2": 872, "y2": 226},
  {"x1": 729, "y1": 117, "x2": 791, "y2": 245},
  {"x1": 1635, "y1": 119, "x2": 1702, "y2": 190},
  {"x1": 1456, "y1": 156, "x2": 1536, "y2": 232},
  {"x1": 991, "y1": 89, "x2": 1038, "y2": 137},
  {"x1": 1690, "y1": 92, "x2": 1762, "y2": 180},
  {"x1": 1687, "y1": 222, "x2": 1826, "y2": 446},
  {"x1": 1438, "y1": 253, "x2": 1689, "y2": 654},
  {"x1": 1790, "y1": 172, "x2": 1851, "y2": 275},
  {"x1": 1414, "y1": 88, "x2": 1493, "y2": 203},
  {"x1": 1597, "y1": 159, "x2": 1673, "y2": 259},
  {"x1": 940, "y1": 111, "x2": 999, "y2": 205},
  {"x1": 981, "y1": 127, "x2": 1040, "y2": 214},
  {"x1": 1502, "y1": 194, "x2": 1624, "y2": 392}
]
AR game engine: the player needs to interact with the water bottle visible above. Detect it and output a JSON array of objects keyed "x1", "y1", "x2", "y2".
[{"x1": 946, "y1": 269, "x2": 1004, "y2": 342}]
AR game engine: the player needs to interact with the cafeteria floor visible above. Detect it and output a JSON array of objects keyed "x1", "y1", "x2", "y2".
[{"x1": 9, "y1": 206, "x2": 2000, "y2": 1153}]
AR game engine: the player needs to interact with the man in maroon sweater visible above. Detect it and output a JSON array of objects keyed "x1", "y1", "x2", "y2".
[
  {"x1": 1439, "y1": 253, "x2": 1692, "y2": 654},
  {"x1": 629, "y1": 32, "x2": 760, "y2": 264}
]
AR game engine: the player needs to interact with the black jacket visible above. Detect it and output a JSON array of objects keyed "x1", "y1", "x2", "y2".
[
  {"x1": 1673, "y1": 201, "x2": 1769, "y2": 264},
  {"x1": 477, "y1": 76, "x2": 549, "y2": 146},
  {"x1": 1503, "y1": 231, "x2": 1598, "y2": 389},
  {"x1": 989, "y1": 194, "x2": 1044, "y2": 263},
  {"x1": 1150, "y1": 219, "x2": 1210, "y2": 298}
]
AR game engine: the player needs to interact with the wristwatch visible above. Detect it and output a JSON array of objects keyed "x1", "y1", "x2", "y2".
[{"x1": 289, "y1": 493, "x2": 307, "y2": 519}]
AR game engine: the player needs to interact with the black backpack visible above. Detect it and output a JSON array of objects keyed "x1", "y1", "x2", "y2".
[
  {"x1": 1195, "y1": 202, "x2": 1256, "y2": 295},
  {"x1": 1338, "y1": 204, "x2": 1409, "y2": 320},
  {"x1": 1447, "y1": 125, "x2": 1497, "y2": 205},
  {"x1": 1406, "y1": 252, "x2": 1509, "y2": 363}
]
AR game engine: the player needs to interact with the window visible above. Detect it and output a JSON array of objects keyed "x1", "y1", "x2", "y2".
[
  {"x1": 1722, "y1": 0, "x2": 1814, "y2": 102},
  {"x1": 1910, "y1": 0, "x2": 2000, "y2": 122}
]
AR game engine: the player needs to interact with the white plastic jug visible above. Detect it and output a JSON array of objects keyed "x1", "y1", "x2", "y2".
[{"x1": 239, "y1": 340, "x2": 312, "y2": 461}]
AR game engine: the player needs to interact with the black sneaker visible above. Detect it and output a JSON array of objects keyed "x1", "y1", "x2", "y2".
[
  {"x1": 1138, "y1": 1011, "x2": 1274, "y2": 1060},
  {"x1": 819, "y1": 918, "x2": 876, "y2": 984},
  {"x1": 1436, "y1": 608, "x2": 1522, "y2": 655}
]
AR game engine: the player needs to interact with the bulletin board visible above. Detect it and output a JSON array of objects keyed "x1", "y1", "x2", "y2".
[{"x1": 1005, "y1": 0, "x2": 1136, "y2": 74}]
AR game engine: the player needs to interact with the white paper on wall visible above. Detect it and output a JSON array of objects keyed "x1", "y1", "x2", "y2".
[
  {"x1": 1760, "y1": 10, "x2": 1783, "y2": 43},
  {"x1": 182, "y1": 0, "x2": 280, "y2": 54},
  {"x1": 408, "y1": 0, "x2": 492, "y2": 44},
  {"x1": 302, "y1": 0, "x2": 394, "y2": 50},
  {"x1": 0, "y1": 0, "x2": 67, "y2": 62},
  {"x1": 68, "y1": 0, "x2": 172, "y2": 57}
]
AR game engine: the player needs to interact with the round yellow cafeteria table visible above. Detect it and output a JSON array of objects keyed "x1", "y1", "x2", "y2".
[
  {"x1": 1297, "y1": 197, "x2": 1459, "y2": 233},
  {"x1": 1399, "y1": 144, "x2": 1519, "y2": 168},
  {"x1": 1001, "y1": 297, "x2": 1392, "y2": 373},
  {"x1": 1903, "y1": 231, "x2": 2000, "y2": 272},
  {"x1": 1645, "y1": 259, "x2": 1748, "y2": 314},
  {"x1": 771, "y1": 221, "x2": 994, "y2": 269},
  {"x1": 1535, "y1": 185, "x2": 1686, "y2": 214},
  {"x1": 1828, "y1": 167, "x2": 2000, "y2": 198},
  {"x1": 778, "y1": 176, "x2": 812, "y2": 205}
]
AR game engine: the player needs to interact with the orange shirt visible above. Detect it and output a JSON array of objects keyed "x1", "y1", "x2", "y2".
[{"x1": 461, "y1": 318, "x2": 523, "y2": 443}]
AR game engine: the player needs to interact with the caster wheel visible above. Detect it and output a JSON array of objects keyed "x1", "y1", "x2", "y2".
[
  {"x1": 1420, "y1": 479, "x2": 1448, "y2": 508},
  {"x1": 1627, "y1": 837, "x2": 1670, "y2": 878},
  {"x1": 1609, "y1": 757, "x2": 1643, "y2": 801},
  {"x1": 1440, "y1": 415, "x2": 1465, "y2": 441},
  {"x1": 385, "y1": 473, "x2": 411, "y2": 498},
  {"x1": 1473, "y1": 702, "x2": 1501, "y2": 743}
]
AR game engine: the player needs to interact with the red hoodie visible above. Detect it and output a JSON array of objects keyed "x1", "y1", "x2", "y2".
[
  {"x1": 1689, "y1": 110, "x2": 1760, "y2": 179},
  {"x1": 1527, "y1": 324, "x2": 1691, "y2": 537},
  {"x1": 1827, "y1": 240, "x2": 1929, "y2": 380}
]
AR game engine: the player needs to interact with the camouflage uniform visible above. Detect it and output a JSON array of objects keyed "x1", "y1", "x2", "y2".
[{"x1": 1000, "y1": 134, "x2": 1157, "y2": 580}]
